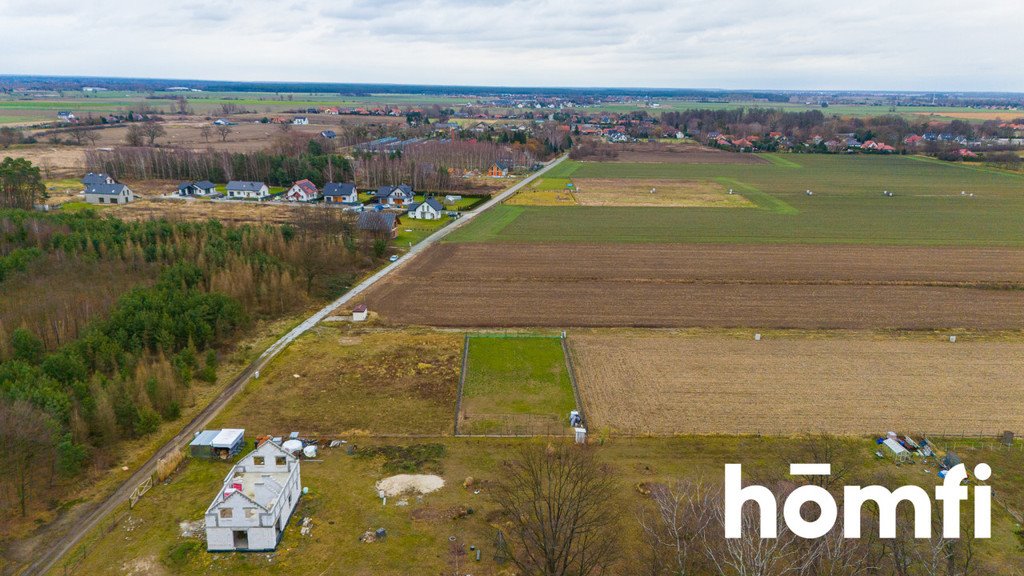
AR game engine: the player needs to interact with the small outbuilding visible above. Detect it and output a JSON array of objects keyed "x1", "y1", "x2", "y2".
[
  {"x1": 190, "y1": 428, "x2": 245, "y2": 459},
  {"x1": 352, "y1": 304, "x2": 368, "y2": 322}
]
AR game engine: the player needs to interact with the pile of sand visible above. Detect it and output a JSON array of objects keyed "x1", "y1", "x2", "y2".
[{"x1": 375, "y1": 474, "x2": 445, "y2": 497}]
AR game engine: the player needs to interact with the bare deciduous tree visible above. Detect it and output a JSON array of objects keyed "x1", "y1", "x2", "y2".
[
  {"x1": 491, "y1": 444, "x2": 621, "y2": 576},
  {"x1": 125, "y1": 124, "x2": 146, "y2": 147},
  {"x1": 199, "y1": 125, "x2": 212, "y2": 143},
  {"x1": 141, "y1": 122, "x2": 166, "y2": 146},
  {"x1": 0, "y1": 401, "x2": 56, "y2": 517},
  {"x1": 216, "y1": 125, "x2": 233, "y2": 142},
  {"x1": 638, "y1": 480, "x2": 716, "y2": 576}
]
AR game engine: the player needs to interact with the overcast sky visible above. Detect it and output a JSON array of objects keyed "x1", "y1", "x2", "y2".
[{"x1": 2, "y1": 0, "x2": 1022, "y2": 92}]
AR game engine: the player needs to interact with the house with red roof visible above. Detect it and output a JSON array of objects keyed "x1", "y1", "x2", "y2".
[{"x1": 285, "y1": 179, "x2": 320, "y2": 202}]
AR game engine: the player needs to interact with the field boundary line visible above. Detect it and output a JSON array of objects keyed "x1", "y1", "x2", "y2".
[
  {"x1": 714, "y1": 177, "x2": 798, "y2": 215},
  {"x1": 454, "y1": 334, "x2": 469, "y2": 436},
  {"x1": 762, "y1": 153, "x2": 802, "y2": 169},
  {"x1": 561, "y1": 334, "x2": 586, "y2": 427}
]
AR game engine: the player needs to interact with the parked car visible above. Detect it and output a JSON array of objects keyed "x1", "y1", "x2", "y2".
[{"x1": 389, "y1": 255, "x2": 399, "y2": 262}]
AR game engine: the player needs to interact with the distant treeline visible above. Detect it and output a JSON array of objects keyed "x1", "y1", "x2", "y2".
[{"x1": 85, "y1": 146, "x2": 355, "y2": 187}]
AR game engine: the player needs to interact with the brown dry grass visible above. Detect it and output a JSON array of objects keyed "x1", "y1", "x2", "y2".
[
  {"x1": 572, "y1": 178, "x2": 753, "y2": 207},
  {"x1": 364, "y1": 243, "x2": 1024, "y2": 329},
  {"x1": 506, "y1": 189, "x2": 578, "y2": 206},
  {"x1": 571, "y1": 332, "x2": 1024, "y2": 435},
  {"x1": 210, "y1": 325, "x2": 462, "y2": 436},
  {"x1": 104, "y1": 196, "x2": 307, "y2": 225}
]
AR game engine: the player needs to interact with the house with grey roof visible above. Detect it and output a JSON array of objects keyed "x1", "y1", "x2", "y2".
[
  {"x1": 373, "y1": 184, "x2": 415, "y2": 206},
  {"x1": 407, "y1": 197, "x2": 444, "y2": 220},
  {"x1": 323, "y1": 182, "x2": 358, "y2": 204},
  {"x1": 357, "y1": 211, "x2": 400, "y2": 238},
  {"x1": 84, "y1": 183, "x2": 134, "y2": 205},
  {"x1": 205, "y1": 441, "x2": 301, "y2": 552},
  {"x1": 177, "y1": 180, "x2": 217, "y2": 196},
  {"x1": 226, "y1": 181, "x2": 269, "y2": 200},
  {"x1": 81, "y1": 172, "x2": 114, "y2": 186}
]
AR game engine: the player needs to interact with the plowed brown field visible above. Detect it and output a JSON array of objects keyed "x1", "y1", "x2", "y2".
[
  {"x1": 570, "y1": 334, "x2": 1024, "y2": 435},
  {"x1": 363, "y1": 243, "x2": 1024, "y2": 329}
]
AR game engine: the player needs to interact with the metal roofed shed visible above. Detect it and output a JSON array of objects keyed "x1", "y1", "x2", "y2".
[{"x1": 190, "y1": 428, "x2": 245, "y2": 459}]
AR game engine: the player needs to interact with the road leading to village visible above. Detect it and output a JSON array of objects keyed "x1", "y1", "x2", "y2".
[{"x1": 25, "y1": 155, "x2": 567, "y2": 576}]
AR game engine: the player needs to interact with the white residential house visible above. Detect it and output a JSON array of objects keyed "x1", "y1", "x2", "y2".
[
  {"x1": 285, "y1": 179, "x2": 320, "y2": 202},
  {"x1": 323, "y1": 182, "x2": 358, "y2": 204},
  {"x1": 205, "y1": 441, "x2": 302, "y2": 552},
  {"x1": 84, "y1": 183, "x2": 134, "y2": 205},
  {"x1": 226, "y1": 181, "x2": 270, "y2": 199},
  {"x1": 407, "y1": 197, "x2": 444, "y2": 220},
  {"x1": 177, "y1": 180, "x2": 217, "y2": 196},
  {"x1": 292, "y1": 116, "x2": 309, "y2": 125}
]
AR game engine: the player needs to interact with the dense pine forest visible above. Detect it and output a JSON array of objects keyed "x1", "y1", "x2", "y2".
[{"x1": 0, "y1": 202, "x2": 383, "y2": 523}]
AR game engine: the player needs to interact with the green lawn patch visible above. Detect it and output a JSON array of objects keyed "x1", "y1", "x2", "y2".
[
  {"x1": 444, "y1": 205, "x2": 524, "y2": 243},
  {"x1": 459, "y1": 336, "x2": 576, "y2": 435},
  {"x1": 761, "y1": 153, "x2": 802, "y2": 168}
]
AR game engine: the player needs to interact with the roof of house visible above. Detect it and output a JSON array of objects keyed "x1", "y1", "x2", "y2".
[
  {"x1": 409, "y1": 198, "x2": 444, "y2": 213},
  {"x1": 291, "y1": 179, "x2": 318, "y2": 195},
  {"x1": 178, "y1": 180, "x2": 216, "y2": 192},
  {"x1": 226, "y1": 180, "x2": 266, "y2": 191},
  {"x1": 84, "y1": 183, "x2": 129, "y2": 196},
  {"x1": 494, "y1": 160, "x2": 511, "y2": 170},
  {"x1": 353, "y1": 303, "x2": 368, "y2": 313},
  {"x1": 357, "y1": 211, "x2": 399, "y2": 233},
  {"x1": 81, "y1": 172, "x2": 111, "y2": 185},
  {"x1": 323, "y1": 182, "x2": 356, "y2": 197},
  {"x1": 374, "y1": 184, "x2": 413, "y2": 198},
  {"x1": 320, "y1": 130, "x2": 336, "y2": 138}
]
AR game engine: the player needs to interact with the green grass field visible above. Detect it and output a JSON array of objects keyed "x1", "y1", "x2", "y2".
[
  {"x1": 446, "y1": 155, "x2": 1024, "y2": 245},
  {"x1": 460, "y1": 336, "x2": 576, "y2": 435}
]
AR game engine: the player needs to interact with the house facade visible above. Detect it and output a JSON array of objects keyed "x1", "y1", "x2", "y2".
[
  {"x1": 407, "y1": 197, "x2": 444, "y2": 220},
  {"x1": 373, "y1": 184, "x2": 415, "y2": 206},
  {"x1": 323, "y1": 182, "x2": 358, "y2": 204},
  {"x1": 486, "y1": 161, "x2": 511, "y2": 178},
  {"x1": 226, "y1": 181, "x2": 270, "y2": 199},
  {"x1": 84, "y1": 183, "x2": 134, "y2": 205},
  {"x1": 177, "y1": 180, "x2": 217, "y2": 196},
  {"x1": 285, "y1": 179, "x2": 320, "y2": 202},
  {"x1": 292, "y1": 116, "x2": 309, "y2": 125},
  {"x1": 205, "y1": 442, "x2": 302, "y2": 552}
]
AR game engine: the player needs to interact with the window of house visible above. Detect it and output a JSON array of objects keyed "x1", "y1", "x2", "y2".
[
  {"x1": 220, "y1": 508, "x2": 233, "y2": 519},
  {"x1": 275, "y1": 456, "x2": 286, "y2": 466},
  {"x1": 97, "y1": 197, "x2": 104, "y2": 203},
  {"x1": 253, "y1": 456, "x2": 265, "y2": 465},
  {"x1": 245, "y1": 508, "x2": 257, "y2": 519}
]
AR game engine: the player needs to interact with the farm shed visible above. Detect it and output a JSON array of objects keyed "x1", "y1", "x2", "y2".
[
  {"x1": 190, "y1": 428, "x2": 245, "y2": 459},
  {"x1": 357, "y1": 211, "x2": 400, "y2": 238},
  {"x1": 205, "y1": 441, "x2": 302, "y2": 552}
]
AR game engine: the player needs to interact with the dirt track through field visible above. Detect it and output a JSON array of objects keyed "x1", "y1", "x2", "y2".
[
  {"x1": 570, "y1": 334, "x2": 1024, "y2": 435},
  {"x1": 364, "y1": 243, "x2": 1024, "y2": 329}
]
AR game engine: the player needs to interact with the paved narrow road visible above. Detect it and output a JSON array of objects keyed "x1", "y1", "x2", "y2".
[{"x1": 24, "y1": 155, "x2": 567, "y2": 576}]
